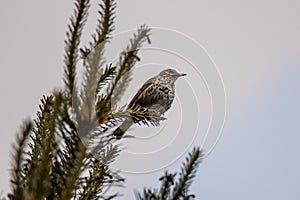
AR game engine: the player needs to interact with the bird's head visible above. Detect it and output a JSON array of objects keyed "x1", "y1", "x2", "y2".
[{"x1": 159, "y1": 68, "x2": 187, "y2": 80}]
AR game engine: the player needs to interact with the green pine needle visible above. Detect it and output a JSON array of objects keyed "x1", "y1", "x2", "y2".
[
  {"x1": 172, "y1": 147, "x2": 203, "y2": 199},
  {"x1": 136, "y1": 147, "x2": 203, "y2": 200},
  {"x1": 80, "y1": 0, "x2": 116, "y2": 122},
  {"x1": 64, "y1": 0, "x2": 90, "y2": 100},
  {"x1": 9, "y1": 120, "x2": 32, "y2": 200},
  {"x1": 108, "y1": 25, "x2": 151, "y2": 104}
]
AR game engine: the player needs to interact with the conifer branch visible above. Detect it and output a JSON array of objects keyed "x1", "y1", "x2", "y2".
[
  {"x1": 9, "y1": 120, "x2": 32, "y2": 200},
  {"x1": 108, "y1": 25, "x2": 151, "y2": 104},
  {"x1": 171, "y1": 147, "x2": 202, "y2": 199},
  {"x1": 96, "y1": 64, "x2": 117, "y2": 94},
  {"x1": 98, "y1": 144, "x2": 120, "y2": 165},
  {"x1": 110, "y1": 105, "x2": 165, "y2": 127},
  {"x1": 80, "y1": 64, "x2": 116, "y2": 125},
  {"x1": 64, "y1": 0, "x2": 90, "y2": 100},
  {"x1": 50, "y1": 93, "x2": 84, "y2": 198},
  {"x1": 136, "y1": 147, "x2": 203, "y2": 200},
  {"x1": 80, "y1": 0, "x2": 116, "y2": 59},
  {"x1": 51, "y1": 92, "x2": 121, "y2": 200},
  {"x1": 79, "y1": 159, "x2": 105, "y2": 199},
  {"x1": 95, "y1": 26, "x2": 151, "y2": 126},
  {"x1": 79, "y1": 0, "x2": 116, "y2": 124},
  {"x1": 22, "y1": 96, "x2": 55, "y2": 196},
  {"x1": 78, "y1": 157, "x2": 124, "y2": 200},
  {"x1": 135, "y1": 188, "x2": 157, "y2": 200},
  {"x1": 29, "y1": 96, "x2": 54, "y2": 167},
  {"x1": 159, "y1": 172, "x2": 176, "y2": 200},
  {"x1": 30, "y1": 94, "x2": 62, "y2": 200},
  {"x1": 60, "y1": 142, "x2": 86, "y2": 200}
]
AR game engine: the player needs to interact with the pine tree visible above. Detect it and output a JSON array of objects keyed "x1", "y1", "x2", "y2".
[
  {"x1": 135, "y1": 147, "x2": 203, "y2": 200},
  {"x1": 7, "y1": 0, "x2": 203, "y2": 199}
]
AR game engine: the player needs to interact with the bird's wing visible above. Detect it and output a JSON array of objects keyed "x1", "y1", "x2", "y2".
[{"x1": 128, "y1": 76, "x2": 156, "y2": 109}]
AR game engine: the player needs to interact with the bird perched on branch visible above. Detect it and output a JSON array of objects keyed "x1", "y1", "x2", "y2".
[{"x1": 113, "y1": 68, "x2": 186, "y2": 139}]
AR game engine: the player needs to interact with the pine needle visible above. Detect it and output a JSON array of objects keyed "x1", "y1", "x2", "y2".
[
  {"x1": 171, "y1": 147, "x2": 203, "y2": 199},
  {"x1": 108, "y1": 25, "x2": 151, "y2": 104},
  {"x1": 9, "y1": 120, "x2": 32, "y2": 200},
  {"x1": 64, "y1": 0, "x2": 90, "y2": 100}
]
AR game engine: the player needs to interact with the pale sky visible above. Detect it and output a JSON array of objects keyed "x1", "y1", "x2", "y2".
[{"x1": 1, "y1": 0, "x2": 300, "y2": 199}]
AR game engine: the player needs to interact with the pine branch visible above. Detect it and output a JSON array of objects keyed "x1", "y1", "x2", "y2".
[
  {"x1": 29, "y1": 96, "x2": 54, "y2": 167},
  {"x1": 98, "y1": 144, "x2": 120, "y2": 165},
  {"x1": 96, "y1": 64, "x2": 117, "y2": 95},
  {"x1": 94, "y1": 26, "x2": 151, "y2": 127},
  {"x1": 9, "y1": 120, "x2": 32, "y2": 200},
  {"x1": 49, "y1": 92, "x2": 84, "y2": 198},
  {"x1": 20, "y1": 95, "x2": 55, "y2": 197},
  {"x1": 79, "y1": 159, "x2": 106, "y2": 200},
  {"x1": 96, "y1": 0, "x2": 116, "y2": 42},
  {"x1": 51, "y1": 92, "x2": 122, "y2": 200},
  {"x1": 8, "y1": 94, "x2": 66, "y2": 199},
  {"x1": 135, "y1": 188, "x2": 158, "y2": 200},
  {"x1": 136, "y1": 147, "x2": 203, "y2": 200},
  {"x1": 159, "y1": 172, "x2": 176, "y2": 200},
  {"x1": 64, "y1": 0, "x2": 90, "y2": 100},
  {"x1": 79, "y1": 0, "x2": 116, "y2": 126},
  {"x1": 108, "y1": 25, "x2": 151, "y2": 104},
  {"x1": 87, "y1": 117, "x2": 120, "y2": 145},
  {"x1": 60, "y1": 142, "x2": 86, "y2": 200},
  {"x1": 80, "y1": 64, "x2": 116, "y2": 125},
  {"x1": 80, "y1": 0, "x2": 116, "y2": 58},
  {"x1": 171, "y1": 147, "x2": 203, "y2": 199},
  {"x1": 76, "y1": 153, "x2": 124, "y2": 200},
  {"x1": 109, "y1": 105, "x2": 166, "y2": 127},
  {"x1": 30, "y1": 94, "x2": 62, "y2": 199}
]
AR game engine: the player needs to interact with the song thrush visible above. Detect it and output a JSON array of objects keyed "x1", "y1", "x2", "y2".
[{"x1": 113, "y1": 68, "x2": 186, "y2": 139}]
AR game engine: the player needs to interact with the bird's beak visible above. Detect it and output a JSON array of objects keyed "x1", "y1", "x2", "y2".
[{"x1": 179, "y1": 73, "x2": 187, "y2": 77}]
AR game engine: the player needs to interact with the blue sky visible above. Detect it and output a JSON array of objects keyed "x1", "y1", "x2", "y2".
[{"x1": 194, "y1": 62, "x2": 300, "y2": 199}]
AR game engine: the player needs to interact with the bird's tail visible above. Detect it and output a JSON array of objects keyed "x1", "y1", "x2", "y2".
[{"x1": 113, "y1": 119, "x2": 133, "y2": 139}]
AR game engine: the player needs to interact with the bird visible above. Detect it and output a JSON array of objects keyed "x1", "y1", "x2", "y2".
[{"x1": 113, "y1": 68, "x2": 186, "y2": 139}]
